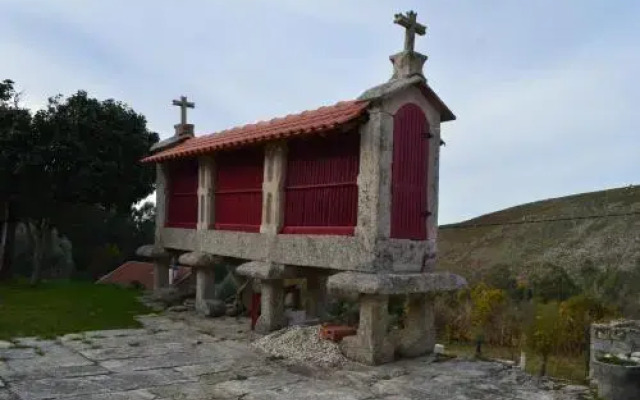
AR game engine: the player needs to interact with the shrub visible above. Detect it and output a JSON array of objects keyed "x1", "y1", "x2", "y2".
[{"x1": 526, "y1": 301, "x2": 563, "y2": 376}]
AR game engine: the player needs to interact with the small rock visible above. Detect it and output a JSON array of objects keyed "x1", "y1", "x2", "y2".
[
  {"x1": 168, "y1": 305, "x2": 189, "y2": 312},
  {"x1": 226, "y1": 304, "x2": 240, "y2": 317},
  {"x1": 0, "y1": 341, "x2": 13, "y2": 349},
  {"x1": 197, "y1": 299, "x2": 226, "y2": 317},
  {"x1": 632, "y1": 352, "x2": 640, "y2": 358},
  {"x1": 151, "y1": 287, "x2": 184, "y2": 306}
]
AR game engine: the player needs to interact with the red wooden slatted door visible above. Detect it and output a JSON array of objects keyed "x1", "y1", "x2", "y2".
[
  {"x1": 214, "y1": 147, "x2": 264, "y2": 232},
  {"x1": 391, "y1": 103, "x2": 428, "y2": 240},
  {"x1": 166, "y1": 159, "x2": 199, "y2": 229},
  {"x1": 283, "y1": 131, "x2": 360, "y2": 235}
]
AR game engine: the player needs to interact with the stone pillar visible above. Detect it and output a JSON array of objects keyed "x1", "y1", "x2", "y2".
[
  {"x1": 355, "y1": 106, "x2": 394, "y2": 250},
  {"x1": 197, "y1": 156, "x2": 215, "y2": 231},
  {"x1": 395, "y1": 294, "x2": 435, "y2": 358},
  {"x1": 341, "y1": 294, "x2": 394, "y2": 365},
  {"x1": 260, "y1": 142, "x2": 287, "y2": 235},
  {"x1": 306, "y1": 274, "x2": 328, "y2": 321},
  {"x1": 255, "y1": 279, "x2": 285, "y2": 334},
  {"x1": 195, "y1": 267, "x2": 216, "y2": 314},
  {"x1": 153, "y1": 258, "x2": 171, "y2": 292},
  {"x1": 154, "y1": 164, "x2": 168, "y2": 244},
  {"x1": 178, "y1": 252, "x2": 224, "y2": 317},
  {"x1": 135, "y1": 245, "x2": 172, "y2": 293}
]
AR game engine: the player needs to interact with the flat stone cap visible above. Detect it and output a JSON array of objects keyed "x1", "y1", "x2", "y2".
[
  {"x1": 358, "y1": 75, "x2": 425, "y2": 102},
  {"x1": 135, "y1": 244, "x2": 171, "y2": 259},
  {"x1": 150, "y1": 135, "x2": 190, "y2": 153},
  {"x1": 327, "y1": 271, "x2": 467, "y2": 296},
  {"x1": 178, "y1": 251, "x2": 222, "y2": 268},
  {"x1": 235, "y1": 261, "x2": 297, "y2": 280}
]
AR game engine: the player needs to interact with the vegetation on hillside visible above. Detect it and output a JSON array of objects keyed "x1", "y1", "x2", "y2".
[
  {"x1": 432, "y1": 263, "x2": 627, "y2": 381},
  {"x1": 438, "y1": 185, "x2": 640, "y2": 317}
]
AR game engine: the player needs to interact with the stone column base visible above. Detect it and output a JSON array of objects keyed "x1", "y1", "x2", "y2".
[
  {"x1": 394, "y1": 294, "x2": 435, "y2": 358},
  {"x1": 340, "y1": 294, "x2": 395, "y2": 365},
  {"x1": 135, "y1": 245, "x2": 172, "y2": 293},
  {"x1": 306, "y1": 273, "x2": 329, "y2": 322},
  {"x1": 328, "y1": 271, "x2": 467, "y2": 365},
  {"x1": 178, "y1": 252, "x2": 223, "y2": 317},
  {"x1": 255, "y1": 279, "x2": 285, "y2": 334}
]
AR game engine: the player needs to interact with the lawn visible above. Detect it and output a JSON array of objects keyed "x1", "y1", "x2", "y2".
[
  {"x1": 444, "y1": 341, "x2": 589, "y2": 383},
  {"x1": 0, "y1": 280, "x2": 151, "y2": 340}
]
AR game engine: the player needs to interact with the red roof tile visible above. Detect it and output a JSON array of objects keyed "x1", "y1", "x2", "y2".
[
  {"x1": 143, "y1": 100, "x2": 370, "y2": 163},
  {"x1": 97, "y1": 261, "x2": 191, "y2": 290}
]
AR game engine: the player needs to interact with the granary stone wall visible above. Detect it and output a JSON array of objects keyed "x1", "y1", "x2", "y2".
[{"x1": 155, "y1": 83, "x2": 441, "y2": 274}]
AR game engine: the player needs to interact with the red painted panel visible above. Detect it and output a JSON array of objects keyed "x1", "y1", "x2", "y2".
[
  {"x1": 166, "y1": 159, "x2": 198, "y2": 229},
  {"x1": 283, "y1": 131, "x2": 359, "y2": 235},
  {"x1": 214, "y1": 147, "x2": 264, "y2": 232},
  {"x1": 391, "y1": 103, "x2": 428, "y2": 240}
]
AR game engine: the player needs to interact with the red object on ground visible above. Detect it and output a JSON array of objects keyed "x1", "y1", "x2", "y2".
[{"x1": 320, "y1": 324, "x2": 357, "y2": 342}]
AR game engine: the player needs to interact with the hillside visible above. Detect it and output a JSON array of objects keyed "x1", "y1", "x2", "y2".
[{"x1": 437, "y1": 185, "x2": 640, "y2": 283}]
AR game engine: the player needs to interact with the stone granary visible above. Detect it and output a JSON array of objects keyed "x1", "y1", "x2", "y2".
[{"x1": 137, "y1": 11, "x2": 466, "y2": 365}]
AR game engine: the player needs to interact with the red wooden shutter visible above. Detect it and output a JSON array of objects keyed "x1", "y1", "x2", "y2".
[
  {"x1": 214, "y1": 147, "x2": 264, "y2": 232},
  {"x1": 391, "y1": 103, "x2": 428, "y2": 240},
  {"x1": 283, "y1": 131, "x2": 360, "y2": 235},
  {"x1": 166, "y1": 160, "x2": 199, "y2": 229}
]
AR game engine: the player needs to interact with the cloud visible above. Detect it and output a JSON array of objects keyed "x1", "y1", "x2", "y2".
[{"x1": 2, "y1": 1, "x2": 638, "y2": 223}]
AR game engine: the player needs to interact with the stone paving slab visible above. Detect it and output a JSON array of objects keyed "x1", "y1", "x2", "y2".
[{"x1": 0, "y1": 313, "x2": 595, "y2": 400}]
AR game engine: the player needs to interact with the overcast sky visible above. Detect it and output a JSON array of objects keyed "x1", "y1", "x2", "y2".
[{"x1": 2, "y1": 1, "x2": 638, "y2": 224}]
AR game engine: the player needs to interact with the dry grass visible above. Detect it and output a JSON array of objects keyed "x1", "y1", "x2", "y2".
[{"x1": 445, "y1": 341, "x2": 589, "y2": 383}]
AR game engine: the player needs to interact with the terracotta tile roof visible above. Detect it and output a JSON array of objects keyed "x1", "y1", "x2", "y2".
[
  {"x1": 97, "y1": 261, "x2": 191, "y2": 290},
  {"x1": 143, "y1": 100, "x2": 370, "y2": 163}
]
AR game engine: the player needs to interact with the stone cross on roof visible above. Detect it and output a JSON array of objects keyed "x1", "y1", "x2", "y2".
[
  {"x1": 394, "y1": 11, "x2": 426, "y2": 52},
  {"x1": 172, "y1": 96, "x2": 195, "y2": 125}
]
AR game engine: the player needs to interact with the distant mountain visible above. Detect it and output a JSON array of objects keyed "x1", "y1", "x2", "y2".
[{"x1": 437, "y1": 185, "x2": 640, "y2": 283}]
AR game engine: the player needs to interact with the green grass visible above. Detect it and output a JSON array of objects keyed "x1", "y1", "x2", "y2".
[
  {"x1": 445, "y1": 342, "x2": 589, "y2": 383},
  {"x1": 0, "y1": 280, "x2": 151, "y2": 340}
]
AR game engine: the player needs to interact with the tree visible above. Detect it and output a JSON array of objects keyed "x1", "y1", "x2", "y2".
[
  {"x1": 0, "y1": 79, "x2": 31, "y2": 281},
  {"x1": 0, "y1": 85, "x2": 159, "y2": 284}
]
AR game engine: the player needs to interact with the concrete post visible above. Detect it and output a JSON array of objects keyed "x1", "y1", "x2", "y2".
[
  {"x1": 306, "y1": 274, "x2": 328, "y2": 321},
  {"x1": 196, "y1": 267, "x2": 216, "y2": 315},
  {"x1": 197, "y1": 156, "x2": 215, "y2": 231},
  {"x1": 154, "y1": 164, "x2": 168, "y2": 244},
  {"x1": 341, "y1": 294, "x2": 394, "y2": 365},
  {"x1": 355, "y1": 106, "x2": 394, "y2": 250},
  {"x1": 395, "y1": 294, "x2": 435, "y2": 358},
  {"x1": 255, "y1": 279, "x2": 285, "y2": 334},
  {"x1": 153, "y1": 258, "x2": 171, "y2": 292},
  {"x1": 260, "y1": 142, "x2": 287, "y2": 235}
]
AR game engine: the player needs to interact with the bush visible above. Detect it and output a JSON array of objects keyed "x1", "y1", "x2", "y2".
[{"x1": 526, "y1": 301, "x2": 563, "y2": 376}]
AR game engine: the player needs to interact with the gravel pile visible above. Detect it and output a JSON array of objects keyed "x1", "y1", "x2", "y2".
[{"x1": 252, "y1": 325, "x2": 347, "y2": 367}]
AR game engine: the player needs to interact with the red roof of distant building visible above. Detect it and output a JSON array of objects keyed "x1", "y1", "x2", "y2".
[
  {"x1": 97, "y1": 261, "x2": 191, "y2": 290},
  {"x1": 143, "y1": 100, "x2": 370, "y2": 163}
]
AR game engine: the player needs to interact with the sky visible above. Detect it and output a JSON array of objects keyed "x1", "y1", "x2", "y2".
[{"x1": 2, "y1": 0, "x2": 638, "y2": 224}]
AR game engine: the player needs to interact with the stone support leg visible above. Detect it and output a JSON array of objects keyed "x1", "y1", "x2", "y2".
[
  {"x1": 153, "y1": 259, "x2": 170, "y2": 292},
  {"x1": 395, "y1": 294, "x2": 435, "y2": 358},
  {"x1": 255, "y1": 279, "x2": 285, "y2": 334},
  {"x1": 306, "y1": 274, "x2": 328, "y2": 321},
  {"x1": 195, "y1": 267, "x2": 217, "y2": 316},
  {"x1": 341, "y1": 294, "x2": 394, "y2": 365}
]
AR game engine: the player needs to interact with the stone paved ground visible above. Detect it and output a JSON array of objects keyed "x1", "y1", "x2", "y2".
[{"x1": 0, "y1": 312, "x2": 594, "y2": 400}]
